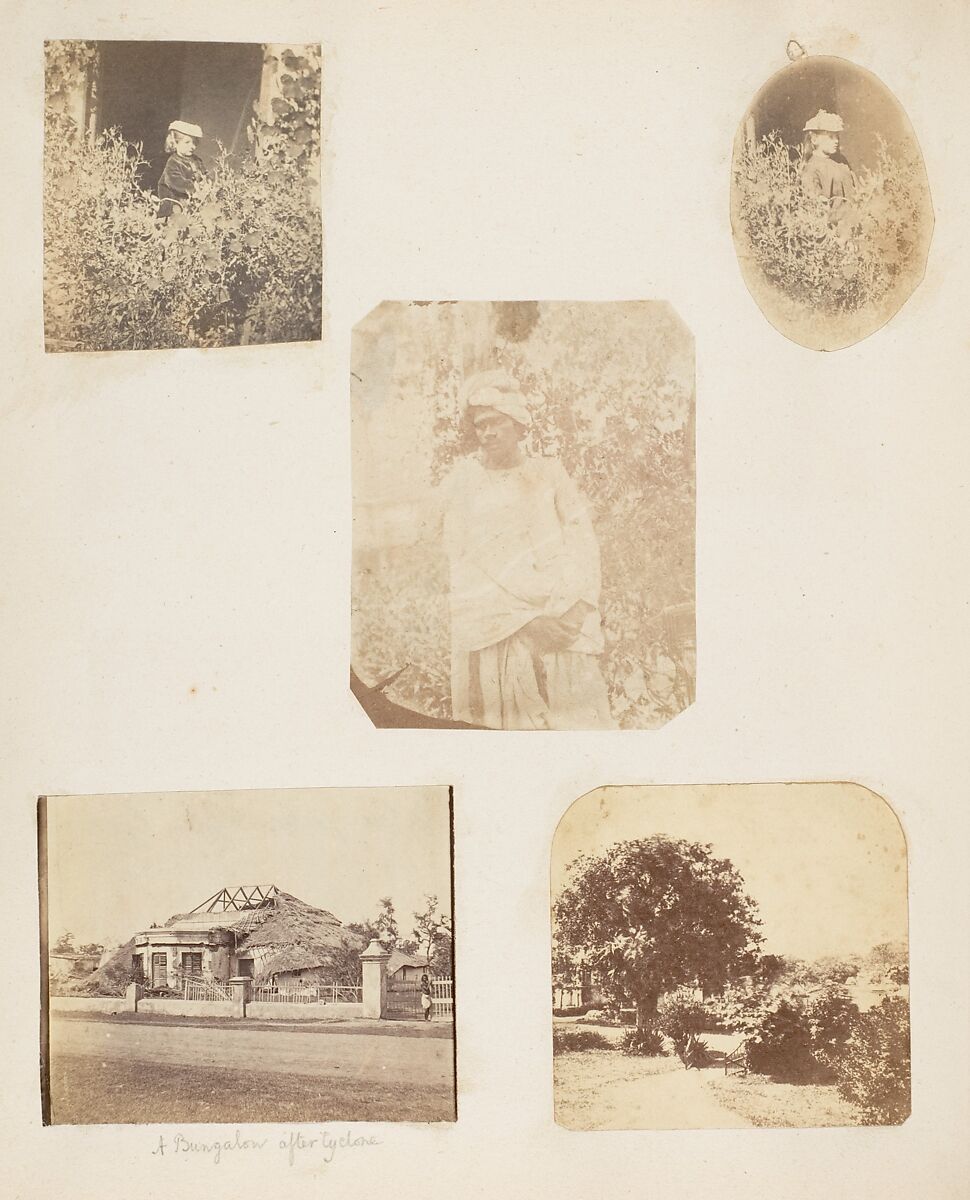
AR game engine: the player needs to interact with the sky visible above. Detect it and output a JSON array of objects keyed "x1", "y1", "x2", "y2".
[
  {"x1": 44, "y1": 786, "x2": 452, "y2": 951},
  {"x1": 551, "y1": 783, "x2": 907, "y2": 962}
]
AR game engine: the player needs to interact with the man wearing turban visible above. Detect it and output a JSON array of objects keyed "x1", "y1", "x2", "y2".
[{"x1": 436, "y1": 369, "x2": 615, "y2": 730}]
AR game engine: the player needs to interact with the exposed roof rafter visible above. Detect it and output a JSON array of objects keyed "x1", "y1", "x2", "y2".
[{"x1": 190, "y1": 884, "x2": 279, "y2": 913}]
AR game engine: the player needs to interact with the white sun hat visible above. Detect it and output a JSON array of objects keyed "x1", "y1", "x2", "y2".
[
  {"x1": 803, "y1": 110, "x2": 845, "y2": 133},
  {"x1": 458, "y1": 368, "x2": 531, "y2": 428},
  {"x1": 168, "y1": 120, "x2": 204, "y2": 139}
]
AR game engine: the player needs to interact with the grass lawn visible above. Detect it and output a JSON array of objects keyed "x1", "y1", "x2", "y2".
[
  {"x1": 50, "y1": 1054, "x2": 455, "y2": 1125},
  {"x1": 553, "y1": 1050, "x2": 679, "y2": 1128},
  {"x1": 706, "y1": 1072, "x2": 865, "y2": 1127}
]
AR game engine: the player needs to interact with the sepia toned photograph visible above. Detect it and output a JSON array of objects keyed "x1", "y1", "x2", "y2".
[
  {"x1": 731, "y1": 52, "x2": 933, "y2": 351},
  {"x1": 351, "y1": 301, "x2": 695, "y2": 731},
  {"x1": 551, "y1": 783, "x2": 910, "y2": 1129},
  {"x1": 40, "y1": 787, "x2": 456, "y2": 1124},
  {"x1": 43, "y1": 41, "x2": 322, "y2": 352}
]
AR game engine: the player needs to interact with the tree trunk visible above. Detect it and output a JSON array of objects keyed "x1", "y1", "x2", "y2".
[{"x1": 636, "y1": 992, "x2": 659, "y2": 1029}]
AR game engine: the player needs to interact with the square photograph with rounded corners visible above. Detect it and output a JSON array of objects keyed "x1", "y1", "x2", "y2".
[{"x1": 551, "y1": 783, "x2": 909, "y2": 1129}]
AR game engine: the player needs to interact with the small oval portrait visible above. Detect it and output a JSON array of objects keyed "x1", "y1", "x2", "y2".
[{"x1": 730, "y1": 55, "x2": 933, "y2": 351}]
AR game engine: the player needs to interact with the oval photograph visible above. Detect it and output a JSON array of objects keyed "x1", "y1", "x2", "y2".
[{"x1": 730, "y1": 55, "x2": 933, "y2": 351}]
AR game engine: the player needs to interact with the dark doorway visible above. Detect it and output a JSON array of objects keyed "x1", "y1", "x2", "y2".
[{"x1": 95, "y1": 41, "x2": 263, "y2": 189}]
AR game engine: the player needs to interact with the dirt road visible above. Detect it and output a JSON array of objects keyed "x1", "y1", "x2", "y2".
[{"x1": 50, "y1": 1015, "x2": 453, "y2": 1089}]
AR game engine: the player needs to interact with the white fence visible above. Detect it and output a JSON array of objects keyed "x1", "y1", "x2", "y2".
[
  {"x1": 431, "y1": 977, "x2": 453, "y2": 1017},
  {"x1": 182, "y1": 975, "x2": 233, "y2": 1001},
  {"x1": 252, "y1": 983, "x2": 363, "y2": 1005}
]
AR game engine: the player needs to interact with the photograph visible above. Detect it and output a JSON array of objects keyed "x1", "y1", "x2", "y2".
[
  {"x1": 43, "y1": 41, "x2": 322, "y2": 352},
  {"x1": 551, "y1": 783, "x2": 910, "y2": 1129},
  {"x1": 731, "y1": 52, "x2": 933, "y2": 350},
  {"x1": 351, "y1": 300, "x2": 695, "y2": 731},
  {"x1": 40, "y1": 787, "x2": 456, "y2": 1125}
]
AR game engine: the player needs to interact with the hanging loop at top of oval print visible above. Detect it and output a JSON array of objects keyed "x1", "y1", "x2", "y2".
[{"x1": 730, "y1": 55, "x2": 933, "y2": 352}]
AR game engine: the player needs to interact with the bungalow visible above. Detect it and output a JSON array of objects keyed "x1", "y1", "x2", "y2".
[{"x1": 123, "y1": 885, "x2": 362, "y2": 992}]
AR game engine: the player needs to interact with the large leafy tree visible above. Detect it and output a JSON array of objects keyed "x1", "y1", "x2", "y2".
[{"x1": 554, "y1": 837, "x2": 763, "y2": 1027}]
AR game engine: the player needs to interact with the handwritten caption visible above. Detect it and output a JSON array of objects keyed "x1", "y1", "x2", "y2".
[{"x1": 152, "y1": 1128, "x2": 381, "y2": 1167}]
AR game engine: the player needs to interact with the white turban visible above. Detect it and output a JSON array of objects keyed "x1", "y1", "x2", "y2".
[{"x1": 458, "y1": 368, "x2": 530, "y2": 428}]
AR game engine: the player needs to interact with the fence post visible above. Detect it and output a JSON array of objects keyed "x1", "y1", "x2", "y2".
[
  {"x1": 360, "y1": 939, "x2": 390, "y2": 1019},
  {"x1": 125, "y1": 981, "x2": 142, "y2": 1013}
]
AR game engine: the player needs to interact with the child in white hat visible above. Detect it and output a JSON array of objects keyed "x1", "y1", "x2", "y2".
[
  {"x1": 157, "y1": 120, "x2": 207, "y2": 217},
  {"x1": 800, "y1": 110, "x2": 854, "y2": 226}
]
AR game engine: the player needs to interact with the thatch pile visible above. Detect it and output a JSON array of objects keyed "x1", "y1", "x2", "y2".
[
  {"x1": 238, "y1": 890, "x2": 365, "y2": 979},
  {"x1": 70, "y1": 938, "x2": 136, "y2": 996}
]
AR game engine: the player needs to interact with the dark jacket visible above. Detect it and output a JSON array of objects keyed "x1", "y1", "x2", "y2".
[{"x1": 157, "y1": 153, "x2": 207, "y2": 203}]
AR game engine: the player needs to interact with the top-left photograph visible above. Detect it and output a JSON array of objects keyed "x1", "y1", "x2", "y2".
[{"x1": 43, "y1": 41, "x2": 322, "y2": 353}]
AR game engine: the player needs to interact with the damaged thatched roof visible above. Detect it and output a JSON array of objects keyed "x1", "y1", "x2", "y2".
[
  {"x1": 72, "y1": 938, "x2": 135, "y2": 996},
  {"x1": 237, "y1": 890, "x2": 364, "y2": 975}
]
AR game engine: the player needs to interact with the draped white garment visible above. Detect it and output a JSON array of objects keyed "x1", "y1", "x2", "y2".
[{"x1": 437, "y1": 455, "x2": 615, "y2": 730}]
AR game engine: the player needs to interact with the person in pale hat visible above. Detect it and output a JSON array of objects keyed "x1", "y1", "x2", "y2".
[
  {"x1": 800, "y1": 109, "x2": 855, "y2": 220},
  {"x1": 157, "y1": 120, "x2": 208, "y2": 218},
  {"x1": 436, "y1": 368, "x2": 615, "y2": 730}
]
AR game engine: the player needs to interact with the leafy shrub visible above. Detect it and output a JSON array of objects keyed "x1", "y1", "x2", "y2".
[
  {"x1": 553, "y1": 1028, "x2": 614, "y2": 1055},
  {"x1": 43, "y1": 45, "x2": 321, "y2": 351},
  {"x1": 733, "y1": 131, "x2": 929, "y2": 316},
  {"x1": 679, "y1": 1032, "x2": 713, "y2": 1069},
  {"x1": 805, "y1": 984, "x2": 860, "y2": 1069},
  {"x1": 831, "y1": 997, "x2": 911, "y2": 1124},
  {"x1": 704, "y1": 979, "x2": 771, "y2": 1035},
  {"x1": 657, "y1": 987, "x2": 707, "y2": 1049},
  {"x1": 747, "y1": 999, "x2": 816, "y2": 1080},
  {"x1": 747, "y1": 986, "x2": 862, "y2": 1082},
  {"x1": 620, "y1": 1024, "x2": 669, "y2": 1057}
]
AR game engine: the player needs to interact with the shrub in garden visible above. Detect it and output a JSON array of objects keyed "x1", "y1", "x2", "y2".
[
  {"x1": 831, "y1": 997, "x2": 911, "y2": 1124},
  {"x1": 746, "y1": 999, "x2": 816, "y2": 1080},
  {"x1": 553, "y1": 1028, "x2": 614, "y2": 1055},
  {"x1": 733, "y1": 131, "x2": 929, "y2": 317},
  {"x1": 620, "y1": 1025, "x2": 669, "y2": 1057},
  {"x1": 805, "y1": 984, "x2": 860, "y2": 1070},
  {"x1": 704, "y1": 979, "x2": 770, "y2": 1035},
  {"x1": 656, "y1": 987, "x2": 707, "y2": 1052}
]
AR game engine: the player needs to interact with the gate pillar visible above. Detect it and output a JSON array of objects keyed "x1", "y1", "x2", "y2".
[{"x1": 360, "y1": 939, "x2": 390, "y2": 1019}]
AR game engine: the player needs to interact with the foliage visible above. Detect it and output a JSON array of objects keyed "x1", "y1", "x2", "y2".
[
  {"x1": 553, "y1": 1028, "x2": 615, "y2": 1055},
  {"x1": 43, "y1": 46, "x2": 321, "y2": 351},
  {"x1": 52, "y1": 931, "x2": 75, "y2": 954},
  {"x1": 747, "y1": 998, "x2": 816, "y2": 1080},
  {"x1": 865, "y1": 941, "x2": 909, "y2": 985},
  {"x1": 554, "y1": 836, "x2": 762, "y2": 1028},
  {"x1": 620, "y1": 1024, "x2": 668, "y2": 1056},
  {"x1": 656, "y1": 987, "x2": 707, "y2": 1051},
  {"x1": 352, "y1": 302, "x2": 694, "y2": 729},
  {"x1": 831, "y1": 997, "x2": 911, "y2": 1124},
  {"x1": 746, "y1": 985, "x2": 861, "y2": 1083},
  {"x1": 704, "y1": 977, "x2": 771, "y2": 1035},
  {"x1": 412, "y1": 896, "x2": 453, "y2": 977},
  {"x1": 678, "y1": 1032, "x2": 712, "y2": 1069},
  {"x1": 733, "y1": 131, "x2": 929, "y2": 316}
]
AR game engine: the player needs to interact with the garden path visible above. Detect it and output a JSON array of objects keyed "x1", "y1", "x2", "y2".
[{"x1": 595, "y1": 1064, "x2": 753, "y2": 1129}]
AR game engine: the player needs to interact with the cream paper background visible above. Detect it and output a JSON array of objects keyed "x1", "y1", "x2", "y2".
[{"x1": 1, "y1": 0, "x2": 968, "y2": 1196}]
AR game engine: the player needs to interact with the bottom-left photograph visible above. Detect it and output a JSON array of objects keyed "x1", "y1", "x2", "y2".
[{"x1": 39, "y1": 786, "x2": 456, "y2": 1125}]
